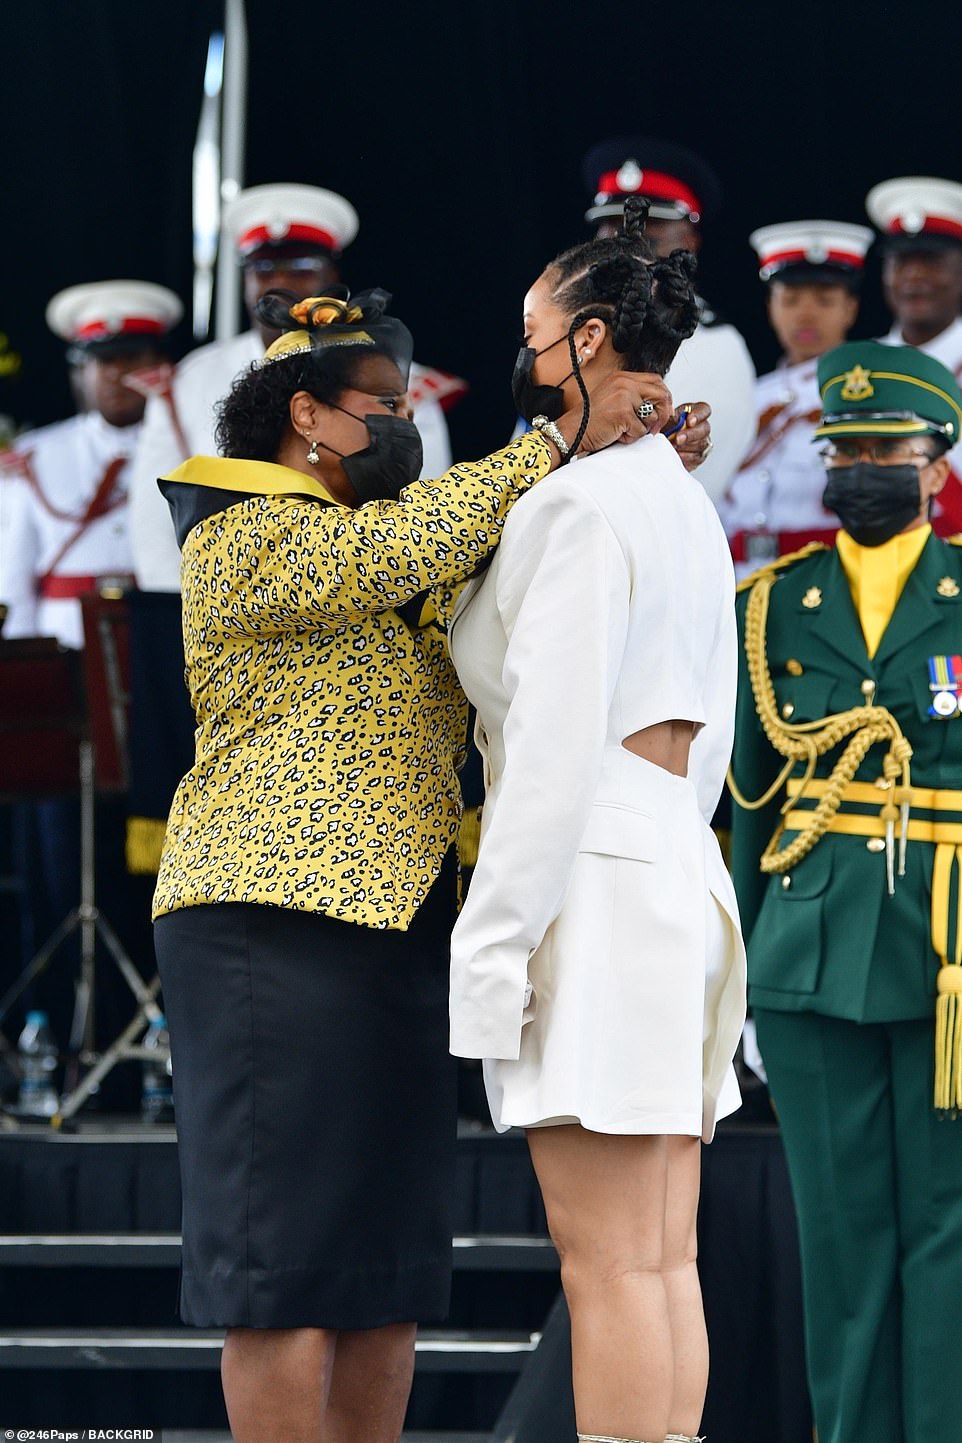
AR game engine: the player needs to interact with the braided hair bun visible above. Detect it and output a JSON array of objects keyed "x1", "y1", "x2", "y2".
[
  {"x1": 649, "y1": 248, "x2": 700, "y2": 346},
  {"x1": 544, "y1": 197, "x2": 700, "y2": 376}
]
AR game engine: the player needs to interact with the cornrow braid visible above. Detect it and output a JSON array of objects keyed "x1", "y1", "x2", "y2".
[
  {"x1": 611, "y1": 257, "x2": 654, "y2": 354},
  {"x1": 622, "y1": 194, "x2": 651, "y2": 238}
]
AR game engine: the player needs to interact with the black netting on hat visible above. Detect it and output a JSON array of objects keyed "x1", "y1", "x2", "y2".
[{"x1": 256, "y1": 286, "x2": 414, "y2": 382}]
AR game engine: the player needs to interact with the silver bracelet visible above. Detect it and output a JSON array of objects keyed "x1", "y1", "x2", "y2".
[{"x1": 531, "y1": 414, "x2": 570, "y2": 459}]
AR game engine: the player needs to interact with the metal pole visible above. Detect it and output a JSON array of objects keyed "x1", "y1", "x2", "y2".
[
  {"x1": 191, "y1": 32, "x2": 224, "y2": 340},
  {"x1": 77, "y1": 738, "x2": 97, "y2": 1057},
  {"x1": 214, "y1": 0, "x2": 248, "y2": 341}
]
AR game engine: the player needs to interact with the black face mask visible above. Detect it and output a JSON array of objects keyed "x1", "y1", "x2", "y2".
[
  {"x1": 821, "y1": 462, "x2": 923, "y2": 548},
  {"x1": 320, "y1": 408, "x2": 424, "y2": 502},
  {"x1": 511, "y1": 334, "x2": 575, "y2": 422}
]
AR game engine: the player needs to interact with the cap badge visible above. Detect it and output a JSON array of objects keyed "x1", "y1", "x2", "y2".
[
  {"x1": 806, "y1": 241, "x2": 828, "y2": 263},
  {"x1": 903, "y1": 208, "x2": 925, "y2": 234},
  {"x1": 840, "y1": 364, "x2": 875, "y2": 402},
  {"x1": 616, "y1": 160, "x2": 643, "y2": 193},
  {"x1": 267, "y1": 213, "x2": 289, "y2": 240},
  {"x1": 802, "y1": 586, "x2": 823, "y2": 610},
  {"x1": 937, "y1": 576, "x2": 961, "y2": 598}
]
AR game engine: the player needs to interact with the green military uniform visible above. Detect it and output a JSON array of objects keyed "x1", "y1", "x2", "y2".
[{"x1": 730, "y1": 343, "x2": 962, "y2": 1443}]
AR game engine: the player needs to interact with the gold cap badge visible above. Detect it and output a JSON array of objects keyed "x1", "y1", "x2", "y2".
[{"x1": 840, "y1": 364, "x2": 874, "y2": 402}]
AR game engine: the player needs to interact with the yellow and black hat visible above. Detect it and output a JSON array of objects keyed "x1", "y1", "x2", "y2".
[
  {"x1": 256, "y1": 287, "x2": 413, "y2": 382},
  {"x1": 815, "y1": 341, "x2": 962, "y2": 445}
]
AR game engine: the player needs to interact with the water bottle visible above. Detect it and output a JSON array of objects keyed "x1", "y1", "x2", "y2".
[
  {"x1": 17, "y1": 1010, "x2": 60, "y2": 1118},
  {"x1": 141, "y1": 1014, "x2": 174, "y2": 1124}
]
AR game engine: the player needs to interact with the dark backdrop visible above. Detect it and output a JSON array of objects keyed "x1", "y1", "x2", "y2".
[{"x1": 3, "y1": 0, "x2": 960, "y2": 457}]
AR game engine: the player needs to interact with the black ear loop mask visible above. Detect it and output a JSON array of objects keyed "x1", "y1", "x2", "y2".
[
  {"x1": 821, "y1": 459, "x2": 927, "y2": 548},
  {"x1": 314, "y1": 403, "x2": 424, "y2": 501},
  {"x1": 511, "y1": 333, "x2": 576, "y2": 423},
  {"x1": 511, "y1": 313, "x2": 603, "y2": 461}
]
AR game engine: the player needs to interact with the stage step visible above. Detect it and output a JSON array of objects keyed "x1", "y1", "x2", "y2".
[
  {"x1": 0, "y1": 1327, "x2": 540, "y2": 1372},
  {"x1": 0, "y1": 1232, "x2": 558, "y2": 1270}
]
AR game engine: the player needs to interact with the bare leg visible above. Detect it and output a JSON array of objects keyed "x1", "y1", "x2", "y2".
[
  {"x1": 527, "y1": 1124, "x2": 674, "y2": 1442},
  {"x1": 324, "y1": 1322, "x2": 417, "y2": 1443},
  {"x1": 222, "y1": 1326, "x2": 335, "y2": 1443},
  {"x1": 662, "y1": 1136, "x2": 708, "y2": 1437}
]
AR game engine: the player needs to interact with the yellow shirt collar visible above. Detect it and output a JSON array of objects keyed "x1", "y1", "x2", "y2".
[
  {"x1": 163, "y1": 454, "x2": 341, "y2": 505},
  {"x1": 836, "y1": 524, "x2": 931, "y2": 658}
]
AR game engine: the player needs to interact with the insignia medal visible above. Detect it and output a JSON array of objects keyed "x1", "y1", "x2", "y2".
[
  {"x1": 928, "y1": 655, "x2": 962, "y2": 717},
  {"x1": 840, "y1": 364, "x2": 875, "y2": 401}
]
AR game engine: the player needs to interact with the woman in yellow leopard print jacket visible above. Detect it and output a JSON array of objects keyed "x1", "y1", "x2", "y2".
[{"x1": 151, "y1": 287, "x2": 680, "y2": 1443}]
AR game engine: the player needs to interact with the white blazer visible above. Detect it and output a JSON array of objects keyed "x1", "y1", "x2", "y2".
[{"x1": 448, "y1": 433, "x2": 747, "y2": 1136}]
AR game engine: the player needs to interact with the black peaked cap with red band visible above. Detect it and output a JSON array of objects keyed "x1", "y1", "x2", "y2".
[{"x1": 581, "y1": 137, "x2": 723, "y2": 227}]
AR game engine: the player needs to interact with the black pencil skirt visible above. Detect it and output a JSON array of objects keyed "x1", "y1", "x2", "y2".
[{"x1": 153, "y1": 852, "x2": 459, "y2": 1330}]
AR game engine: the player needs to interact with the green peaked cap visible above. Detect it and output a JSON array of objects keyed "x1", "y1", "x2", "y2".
[{"x1": 815, "y1": 340, "x2": 962, "y2": 444}]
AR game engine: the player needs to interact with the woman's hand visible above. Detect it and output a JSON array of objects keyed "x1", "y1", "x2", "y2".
[
  {"x1": 669, "y1": 401, "x2": 713, "y2": 473},
  {"x1": 553, "y1": 372, "x2": 674, "y2": 460}
]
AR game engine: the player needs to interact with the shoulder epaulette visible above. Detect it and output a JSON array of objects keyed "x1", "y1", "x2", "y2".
[
  {"x1": 945, "y1": 534, "x2": 962, "y2": 547},
  {"x1": 735, "y1": 540, "x2": 829, "y2": 594}
]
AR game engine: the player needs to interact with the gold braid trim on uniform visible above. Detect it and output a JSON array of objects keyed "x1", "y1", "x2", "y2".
[
  {"x1": 735, "y1": 538, "x2": 828, "y2": 594},
  {"x1": 926, "y1": 536, "x2": 962, "y2": 1107},
  {"x1": 931, "y1": 843, "x2": 962, "y2": 1112},
  {"x1": 727, "y1": 568, "x2": 913, "y2": 882}
]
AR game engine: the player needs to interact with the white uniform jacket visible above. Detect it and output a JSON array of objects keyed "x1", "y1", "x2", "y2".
[
  {"x1": 128, "y1": 329, "x2": 455, "y2": 591},
  {"x1": 880, "y1": 317, "x2": 962, "y2": 533},
  {"x1": 0, "y1": 411, "x2": 139, "y2": 649},
  {"x1": 448, "y1": 435, "x2": 747, "y2": 1136},
  {"x1": 716, "y1": 359, "x2": 839, "y2": 578},
  {"x1": 663, "y1": 311, "x2": 756, "y2": 503},
  {"x1": 880, "y1": 314, "x2": 962, "y2": 380}
]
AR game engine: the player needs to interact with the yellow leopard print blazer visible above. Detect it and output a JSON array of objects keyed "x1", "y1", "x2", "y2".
[{"x1": 152, "y1": 432, "x2": 553, "y2": 929}]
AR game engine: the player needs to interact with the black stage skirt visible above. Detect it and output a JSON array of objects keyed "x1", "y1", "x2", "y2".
[{"x1": 154, "y1": 852, "x2": 459, "y2": 1330}]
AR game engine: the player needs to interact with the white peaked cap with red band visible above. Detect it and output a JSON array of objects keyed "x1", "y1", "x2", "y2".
[
  {"x1": 46, "y1": 280, "x2": 183, "y2": 343},
  {"x1": 223, "y1": 183, "x2": 359, "y2": 258},
  {"x1": 749, "y1": 220, "x2": 874, "y2": 280},
  {"x1": 866, "y1": 176, "x2": 962, "y2": 243}
]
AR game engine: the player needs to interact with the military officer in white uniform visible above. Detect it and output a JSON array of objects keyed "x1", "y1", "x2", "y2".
[
  {"x1": 869, "y1": 176, "x2": 962, "y2": 534},
  {"x1": 1, "y1": 280, "x2": 182, "y2": 649},
  {"x1": 718, "y1": 220, "x2": 872, "y2": 577},
  {"x1": 582, "y1": 136, "x2": 756, "y2": 502},
  {"x1": 129, "y1": 183, "x2": 459, "y2": 591}
]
